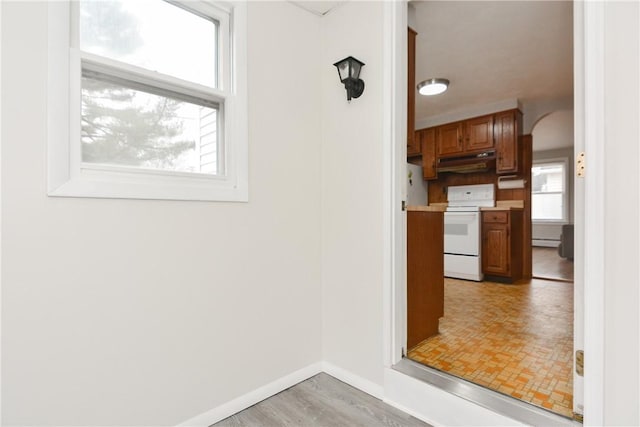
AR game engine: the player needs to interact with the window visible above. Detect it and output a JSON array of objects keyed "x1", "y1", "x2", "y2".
[
  {"x1": 531, "y1": 160, "x2": 567, "y2": 222},
  {"x1": 47, "y1": 0, "x2": 247, "y2": 201}
]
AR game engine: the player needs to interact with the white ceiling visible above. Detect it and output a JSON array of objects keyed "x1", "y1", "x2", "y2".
[{"x1": 411, "y1": 0, "x2": 574, "y2": 149}]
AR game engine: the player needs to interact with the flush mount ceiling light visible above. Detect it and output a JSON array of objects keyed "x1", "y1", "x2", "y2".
[{"x1": 417, "y1": 78, "x2": 450, "y2": 96}]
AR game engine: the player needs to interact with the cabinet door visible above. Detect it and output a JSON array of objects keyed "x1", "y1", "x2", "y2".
[
  {"x1": 437, "y1": 122, "x2": 464, "y2": 156},
  {"x1": 495, "y1": 110, "x2": 518, "y2": 173},
  {"x1": 464, "y1": 114, "x2": 494, "y2": 152},
  {"x1": 482, "y1": 223, "x2": 510, "y2": 275},
  {"x1": 420, "y1": 128, "x2": 437, "y2": 180},
  {"x1": 406, "y1": 28, "x2": 420, "y2": 156}
]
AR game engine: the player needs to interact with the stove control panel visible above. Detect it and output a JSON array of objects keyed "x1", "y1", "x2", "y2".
[{"x1": 447, "y1": 183, "x2": 495, "y2": 208}]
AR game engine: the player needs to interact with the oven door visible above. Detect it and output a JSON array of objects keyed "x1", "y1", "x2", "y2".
[{"x1": 444, "y1": 211, "x2": 481, "y2": 256}]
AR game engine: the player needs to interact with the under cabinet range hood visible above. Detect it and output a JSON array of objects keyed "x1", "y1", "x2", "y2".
[{"x1": 437, "y1": 150, "x2": 496, "y2": 173}]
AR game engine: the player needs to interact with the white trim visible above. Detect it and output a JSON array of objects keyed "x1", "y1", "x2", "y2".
[
  {"x1": 80, "y1": 52, "x2": 227, "y2": 103},
  {"x1": 321, "y1": 362, "x2": 385, "y2": 400},
  {"x1": 0, "y1": 1, "x2": 3, "y2": 424},
  {"x1": 582, "y1": 1, "x2": 605, "y2": 425},
  {"x1": 382, "y1": 0, "x2": 406, "y2": 370},
  {"x1": 47, "y1": 1, "x2": 72, "y2": 194},
  {"x1": 385, "y1": 0, "x2": 604, "y2": 425},
  {"x1": 532, "y1": 239, "x2": 561, "y2": 248},
  {"x1": 571, "y1": 0, "x2": 585, "y2": 414},
  {"x1": 381, "y1": 0, "x2": 394, "y2": 370},
  {"x1": 176, "y1": 363, "x2": 323, "y2": 427},
  {"x1": 47, "y1": 1, "x2": 248, "y2": 202},
  {"x1": 383, "y1": 368, "x2": 525, "y2": 426}
]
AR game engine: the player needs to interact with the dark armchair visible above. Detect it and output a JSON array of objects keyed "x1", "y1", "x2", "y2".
[{"x1": 558, "y1": 224, "x2": 574, "y2": 260}]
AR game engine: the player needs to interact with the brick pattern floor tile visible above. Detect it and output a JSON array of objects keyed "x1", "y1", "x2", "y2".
[{"x1": 408, "y1": 278, "x2": 574, "y2": 418}]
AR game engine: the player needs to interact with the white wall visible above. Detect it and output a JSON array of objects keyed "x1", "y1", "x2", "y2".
[
  {"x1": 602, "y1": 1, "x2": 639, "y2": 424},
  {"x1": 1, "y1": 2, "x2": 323, "y2": 425},
  {"x1": 2, "y1": 1, "x2": 639, "y2": 426},
  {"x1": 321, "y1": 1, "x2": 386, "y2": 388}
]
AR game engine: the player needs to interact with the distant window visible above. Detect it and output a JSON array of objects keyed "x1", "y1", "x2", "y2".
[
  {"x1": 532, "y1": 161, "x2": 567, "y2": 222},
  {"x1": 47, "y1": 0, "x2": 248, "y2": 201}
]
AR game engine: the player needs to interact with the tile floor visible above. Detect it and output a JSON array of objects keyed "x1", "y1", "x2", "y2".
[{"x1": 408, "y1": 278, "x2": 574, "y2": 418}]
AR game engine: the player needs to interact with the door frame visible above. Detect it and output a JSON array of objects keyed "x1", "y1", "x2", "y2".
[{"x1": 382, "y1": 0, "x2": 604, "y2": 424}]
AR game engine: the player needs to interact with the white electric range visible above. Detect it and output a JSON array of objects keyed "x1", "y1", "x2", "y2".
[{"x1": 444, "y1": 184, "x2": 495, "y2": 281}]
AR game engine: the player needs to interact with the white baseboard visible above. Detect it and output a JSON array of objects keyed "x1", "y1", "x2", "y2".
[
  {"x1": 176, "y1": 362, "x2": 387, "y2": 426},
  {"x1": 321, "y1": 361, "x2": 385, "y2": 399},
  {"x1": 532, "y1": 239, "x2": 560, "y2": 248},
  {"x1": 180, "y1": 361, "x2": 530, "y2": 427},
  {"x1": 176, "y1": 362, "x2": 323, "y2": 427}
]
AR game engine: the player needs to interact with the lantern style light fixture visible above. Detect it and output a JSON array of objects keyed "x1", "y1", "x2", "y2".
[
  {"x1": 333, "y1": 56, "x2": 365, "y2": 101},
  {"x1": 417, "y1": 78, "x2": 450, "y2": 96}
]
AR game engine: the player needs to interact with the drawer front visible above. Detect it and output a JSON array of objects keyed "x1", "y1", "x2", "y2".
[{"x1": 483, "y1": 211, "x2": 508, "y2": 223}]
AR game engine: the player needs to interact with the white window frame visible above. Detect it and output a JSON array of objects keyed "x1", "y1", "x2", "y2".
[
  {"x1": 531, "y1": 158, "x2": 568, "y2": 223},
  {"x1": 47, "y1": 0, "x2": 248, "y2": 202}
]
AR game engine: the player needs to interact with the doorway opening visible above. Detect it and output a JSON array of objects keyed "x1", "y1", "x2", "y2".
[
  {"x1": 531, "y1": 114, "x2": 575, "y2": 283},
  {"x1": 403, "y1": 0, "x2": 578, "y2": 421}
]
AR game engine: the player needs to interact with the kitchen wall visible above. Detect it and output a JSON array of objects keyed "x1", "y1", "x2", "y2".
[
  {"x1": 1, "y1": 2, "x2": 323, "y2": 425},
  {"x1": 532, "y1": 147, "x2": 574, "y2": 245}
]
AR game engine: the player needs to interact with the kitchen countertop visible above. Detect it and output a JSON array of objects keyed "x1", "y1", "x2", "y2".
[
  {"x1": 414, "y1": 200, "x2": 525, "y2": 211},
  {"x1": 406, "y1": 200, "x2": 524, "y2": 212},
  {"x1": 406, "y1": 205, "x2": 446, "y2": 212},
  {"x1": 480, "y1": 206, "x2": 524, "y2": 211}
]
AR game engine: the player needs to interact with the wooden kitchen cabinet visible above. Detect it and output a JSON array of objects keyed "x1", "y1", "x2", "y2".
[
  {"x1": 495, "y1": 109, "x2": 522, "y2": 174},
  {"x1": 436, "y1": 122, "x2": 464, "y2": 156},
  {"x1": 482, "y1": 210, "x2": 523, "y2": 282},
  {"x1": 419, "y1": 128, "x2": 437, "y2": 180},
  {"x1": 436, "y1": 114, "x2": 494, "y2": 157},
  {"x1": 464, "y1": 114, "x2": 494, "y2": 152},
  {"x1": 407, "y1": 209, "x2": 444, "y2": 349},
  {"x1": 407, "y1": 28, "x2": 420, "y2": 157}
]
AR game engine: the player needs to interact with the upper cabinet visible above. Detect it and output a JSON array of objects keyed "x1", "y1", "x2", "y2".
[
  {"x1": 419, "y1": 128, "x2": 437, "y2": 180},
  {"x1": 417, "y1": 109, "x2": 522, "y2": 180},
  {"x1": 407, "y1": 28, "x2": 420, "y2": 157},
  {"x1": 495, "y1": 110, "x2": 522, "y2": 174},
  {"x1": 436, "y1": 122, "x2": 464, "y2": 156},
  {"x1": 436, "y1": 114, "x2": 494, "y2": 157},
  {"x1": 465, "y1": 115, "x2": 494, "y2": 152}
]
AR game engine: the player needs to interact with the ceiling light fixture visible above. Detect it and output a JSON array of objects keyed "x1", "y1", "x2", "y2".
[{"x1": 417, "y1": 78, "x2": 450, "y2": 96}]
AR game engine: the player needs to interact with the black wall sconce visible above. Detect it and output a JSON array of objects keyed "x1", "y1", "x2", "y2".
[{"x1": 333, "y1": 56, "x2": 365, "y2": 101}]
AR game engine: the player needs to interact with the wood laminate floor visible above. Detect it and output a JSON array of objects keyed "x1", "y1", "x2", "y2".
[
  {"x1": 213, "y1": 373, "x2": 429, "y2": 427},
  {"x1": 532, "y1": 246, "x2": 574, "y2": 282}
]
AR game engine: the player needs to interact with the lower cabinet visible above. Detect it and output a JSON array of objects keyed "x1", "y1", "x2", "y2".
[
  {"x1": 482, "y1": 210, "x2": 523, "y2": 282},
  {"x1": 407, "y1": 210, "x2": 444, "y2": 349}
]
